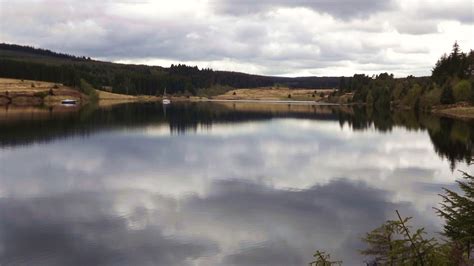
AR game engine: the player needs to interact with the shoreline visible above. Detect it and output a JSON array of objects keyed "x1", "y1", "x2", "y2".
[
  {"x1": 2, "y1": 78, "x2": 474, "y2": 121},
  {"x1": 200, "y1": 99, "x2": 341, "y2": 105}
]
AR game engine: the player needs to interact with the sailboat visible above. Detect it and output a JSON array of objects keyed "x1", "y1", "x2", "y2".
[{"x1": 162, "y1": 88, "x2": 171, "y2": 104}]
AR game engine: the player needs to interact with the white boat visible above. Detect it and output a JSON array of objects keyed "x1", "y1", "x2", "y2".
[
  {"x1": 61, "y1": 99, "x2": 77, "y2": 105},
  {"x1": 162, "y1": 88, "x2": 171, "y2": 104}
]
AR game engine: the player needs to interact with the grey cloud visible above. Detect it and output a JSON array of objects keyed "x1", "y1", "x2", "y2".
[
  {"x1": 212, "y1": 0, "x2": 395, "y2": 19},
  {"x1": 0, "y1": 193, "x2": 218, "y2": 266},
  {"x1": 223, "y1": 241, "x2": 303, "y2": 266},
  {"x1": 0, "y1": 177, "x2": 432, "y2": 265},
  {"x1": 0, "y1": 110, "x2": 456, "y2": 265},
  {"x1": 394, "y1": 20, "x2": 439, "y2": 35},
  {"x1": 421, "y1": 4, "x2": 474, "y2": 24},
  {"x1": 391, "y1": 167, "x2": 435, "y2": 179},
  {"x1": 0, "y1": 0, "x2": 471, "y2": 77},
  {"x1": 181, "y1": 178, "x2": 425, "y2": 264}
]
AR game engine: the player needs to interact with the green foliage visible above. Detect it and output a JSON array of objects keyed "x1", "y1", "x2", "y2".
[
  {"x1": 79, "y1": 78, "x2": 98, "y2": 102},
  {"x1": 349, "y1": 74, "x2": 371, "y2": 102},
  {"x1": 374, "y1": 87, "x2": 391, "y2": 110},
  {"x1": 345, "y1": 43, "x2": 473, "y2": 109},
  {"x1": 391, "y1": 83, "x2": 404, "y2": 103},
  {"x1": 0, "y1": 43, "x2": 340, "y2": 96},
  {"x1": 315, "y1": 168, "x2": 474, "y2": 265},
  {"x1": 453, "y1": 80, "x2": 472, "y2": 102},
  {"x1": 401, "y1": 83, "x2": 423, "y2": 107},
  {"x1": 419, "y1": 87, "x2": 442, "y2": 109},
  {"x1": 196, "y1": 84, "x2": 233, "y2": 97},
  {"x1": 432, "y1": 42, "x2": 473, "y2": 85},
  {"x1": 440, "y1": 86, "x2": 455, "y2": 104},
  {"x1": 436, "y1": 170, "x2": 474, "y2": 260},
  {"x1": 366, "y1": 91, "x2": 374, "y2": 107},
  {"x1": 309, "y1": 251, "x2": 342, "y2": 266},
  {"x1": 361, "y1": 219, "x2": 405, "y2": 264},
  {"x1": 33, "y1": 91, "x2": 49, "y2": 98},
  {"x1": 361, "y1": 212, "x2": 447, "y2": 265}
]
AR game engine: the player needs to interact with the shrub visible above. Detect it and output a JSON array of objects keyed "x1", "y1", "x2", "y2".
[
  {"x1": 419, "y1": 87, "x2": 442, "y2": 109},
  {"x1": 366, "y1": 91, "x2": 374, "y2": 107},
  {"x1": 401, "y1": 83, "x2": 423, "y2": 108},
  {"x1": 440, "y1": 86, "x2": 454, "y2": 104},
  {"x1": 452, "y1": 79, "x2": 472, "y2": 102},
  {"x1": 196, "y1": 84, "x2": 233, "y2": 97},
  {"x1": 79, "y1": 79, "x2": 98, "y2": 102},
  {"x1": 33, "y1": 91, "x2": 49, "y2": 98}
]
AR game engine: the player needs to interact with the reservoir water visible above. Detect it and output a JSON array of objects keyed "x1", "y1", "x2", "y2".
[{"x1": 0, "y1": 102, "x2": 471, "y2": 265}]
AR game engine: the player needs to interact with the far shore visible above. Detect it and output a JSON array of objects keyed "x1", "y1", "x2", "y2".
[
  {"x1": 1, "y1": 78, "x2": 474, "y2": 120},
  {"x1": 201, "y1": 98, "x2": 341, "y2": 106},
  {"x1": 432, "y1": 105, "x2": 474, "y2": 120}
]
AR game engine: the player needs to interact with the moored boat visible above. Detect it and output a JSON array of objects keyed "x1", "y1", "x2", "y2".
[
  {"x1": 61, "y1": 99, "x2": 77, "y2": 105},
  {"x1": 162, "y1": 88, "x2": 171, "y2": 104}
]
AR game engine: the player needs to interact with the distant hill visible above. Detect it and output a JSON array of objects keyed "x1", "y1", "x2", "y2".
[{"x1": 0, "y1": 43, "x2": 340, "y2": 96}]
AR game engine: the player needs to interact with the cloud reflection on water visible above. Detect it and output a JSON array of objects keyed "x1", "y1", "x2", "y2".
[{"x1": 0, "y1": 117, "x2": 465, "y2": 265}]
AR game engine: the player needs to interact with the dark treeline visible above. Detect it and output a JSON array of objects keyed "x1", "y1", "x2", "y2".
[
  {"x1": 337, "y1": 106, "x2": 474, "y2": 170},
  {"x1": 0, "y1": 43, "x2": 339, "y2": 96},
  {"x1": 0, "y1": 102, "x2": 340, "y2": 148},
  {"x1": 0, "y1": 43, "x2": 92, "y2": 61},
  {"x1": 338, "y1": 42, "x2": 474, "y2": 110}
]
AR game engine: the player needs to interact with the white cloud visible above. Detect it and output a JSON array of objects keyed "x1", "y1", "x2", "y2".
[{"x1": 0, "y1": 0, "x2": 472, "y2": 76}]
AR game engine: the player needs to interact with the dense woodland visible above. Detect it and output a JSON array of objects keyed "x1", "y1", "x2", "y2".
[
  {"x1": 0, "y1": 43, "x2": 339, "y2": 96},
  {"x1": 339, "y1": 42, "x2": 474, "y2": 110},
  {"x1": 1, "y1": 42, "x2": 472, "y2": 108}
]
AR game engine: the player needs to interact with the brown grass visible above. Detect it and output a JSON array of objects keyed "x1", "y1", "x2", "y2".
[
  {"x1": 96, "y1": 89, "x2": 160, "y2": 107},
  {"x1": 214, "y1": 87, "x2": 336, "y2": 101},
  {"x1": 0, "y1": 78, "x2": 84, "y2": 106},
  {"x1": 433, "y1": 106, "x2": 474, "y2": 120},
  {"x1": 0, "y1": 78, "x2": 162, "y2": 107},
  {"x1": 0, "y1": 78, "x2": 61, "y2": 93}
]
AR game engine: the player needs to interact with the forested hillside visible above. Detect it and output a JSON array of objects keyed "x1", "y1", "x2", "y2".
[
  {"x1": 0, "y1": 43, "x2": 339, "y2": 96},
  {"x1": 338, "y1": 42, "x2": 474, "y2": 110}
]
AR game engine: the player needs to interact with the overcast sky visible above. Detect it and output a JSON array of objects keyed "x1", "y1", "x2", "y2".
[{"x1": 0, "y1": 0, "x2": 473, "y2": 77}]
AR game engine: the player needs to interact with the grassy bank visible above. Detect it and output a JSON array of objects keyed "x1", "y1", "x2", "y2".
[
  {"x1": 95, "y1": 89, "x2": 161, "y2": 107},
  {"x1": 432, "y1": 103, "x2": 474, "y2": 120},
  {"x1": 213, "y1": 87, "x2": 336, "y2": 101},
  {"x1": 0, "y1": 78, "x2": 85, "y2": 106},
  {"x1": 0, "y1": 78, "x2": 163, "y2": 107}
]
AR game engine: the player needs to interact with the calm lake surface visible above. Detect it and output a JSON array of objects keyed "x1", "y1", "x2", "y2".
[{"x1": 0, "y1": 102, "x2": 472, "y2": 265}]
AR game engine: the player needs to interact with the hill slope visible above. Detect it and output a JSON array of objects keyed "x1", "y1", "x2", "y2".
[{"x1": 0, "y1": 43, "x2": 340, "y2": 96}]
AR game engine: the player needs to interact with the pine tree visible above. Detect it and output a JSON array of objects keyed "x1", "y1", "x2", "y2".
[
  {"x1": 436, "y1": 170, "x2": 474, "y2": 260},
  {"x1": 309, "y1": 251, "x2": 342, "y2": 266},
  {"x1": 440, "y1": 86, "x2": 454, "y2": 104},
  {"x1": 361, "y1": 210, "x2": 452, "y2": 265}
]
